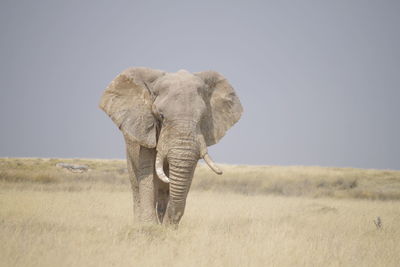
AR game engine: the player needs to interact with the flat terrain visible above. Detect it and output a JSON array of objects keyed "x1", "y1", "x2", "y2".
[{"x1": 1, "y1": 158, "x2": 400, "y2": 266}]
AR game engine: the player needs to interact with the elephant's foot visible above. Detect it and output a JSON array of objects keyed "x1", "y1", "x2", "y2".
[{"x1": 163, "y1": 201, "x2": 185, "y2": 226}]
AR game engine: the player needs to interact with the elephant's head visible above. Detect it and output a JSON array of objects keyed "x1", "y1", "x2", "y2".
[{"x1": 100, "y1": 67, "x2": 242, "y2": 223}]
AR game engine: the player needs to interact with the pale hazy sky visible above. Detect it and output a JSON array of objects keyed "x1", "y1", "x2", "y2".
[{"x1": 0, "y1": 0, "x2": 399, "y2": 170}]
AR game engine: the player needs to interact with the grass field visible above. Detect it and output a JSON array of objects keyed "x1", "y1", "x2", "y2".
[{"x1": 1, "y1": 158, "x2": 400, "y2": 266}]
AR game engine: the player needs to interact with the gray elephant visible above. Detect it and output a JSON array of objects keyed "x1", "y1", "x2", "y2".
[{"x1": 99, "y1": 67, "x2": 243, "y2": 225}]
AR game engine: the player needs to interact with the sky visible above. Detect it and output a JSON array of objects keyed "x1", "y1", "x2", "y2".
[{"x1": 0, "y1": 0, "x2": 399, "y2": 170}]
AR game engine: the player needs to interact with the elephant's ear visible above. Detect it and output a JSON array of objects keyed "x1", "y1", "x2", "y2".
[
  {"x1": 195, "y1": 71, "x2": 243, "y2": 146},
  {"x1": 99, "y1": 67, "x2": 165, "y2": 148}
]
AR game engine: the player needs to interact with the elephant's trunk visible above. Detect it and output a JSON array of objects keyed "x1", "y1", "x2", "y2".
[
  {"x1": 155, "y1": 120, "x2": 223, "y2": 224},
  {"x1": 168, "y1": 146, "x2": 198, "y2": 201},
  {"x1": 163, "y1": 137, "x2": 199, "y2": 224}
]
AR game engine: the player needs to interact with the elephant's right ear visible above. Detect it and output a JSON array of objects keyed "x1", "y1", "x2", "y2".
[{"x1": 99, "y1": 67, "x2": 165, "y2": 148}]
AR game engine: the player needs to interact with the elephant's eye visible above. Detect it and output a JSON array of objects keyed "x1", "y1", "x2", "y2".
[{"x1": 159, "y1": 113, "x2": 164, "y2": 121}]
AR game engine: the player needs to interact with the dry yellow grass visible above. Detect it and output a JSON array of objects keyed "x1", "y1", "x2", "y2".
[
  {"x1": 1, "y1": 158, "x2": 399, "y2": 200},
  {"x1": 1, "y1": 158, "x2": 400, "y2": 266}
]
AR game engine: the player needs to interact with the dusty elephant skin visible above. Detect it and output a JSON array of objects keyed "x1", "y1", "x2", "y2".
[{"x1": 99, "y1": 67, "x2": 243, "y2": 226}]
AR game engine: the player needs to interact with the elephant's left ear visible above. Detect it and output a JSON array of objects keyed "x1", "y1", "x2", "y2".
[{"x1": 195, "y1": 71, "x2": 243, "y2": 146}]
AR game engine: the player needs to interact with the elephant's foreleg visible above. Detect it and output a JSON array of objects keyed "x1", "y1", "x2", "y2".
[
  {"x1": 125, "y1": 139, "x2": 159, "y2": 224},
  {"x1": 155, "y1": 177, "x2": 169, "y2": 223},
  {"x1": 136, "y1": 146, "x2": 158, "y2": 223},
  {"x1": 125, "y1": 142, "x2": 140, "y2": 223}
]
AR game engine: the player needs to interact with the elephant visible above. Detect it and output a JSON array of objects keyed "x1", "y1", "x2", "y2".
[{"x1": 99, "y1": 67, "x2": 243, "y2": 225}]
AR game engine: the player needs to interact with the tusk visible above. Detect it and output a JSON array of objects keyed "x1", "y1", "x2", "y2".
[
  {"x1": 156, "y1": 153, "x2": 170, "y2": 183},
  {"x1": 203, "y1": 153, "x2": 223, "y2": 175}
]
